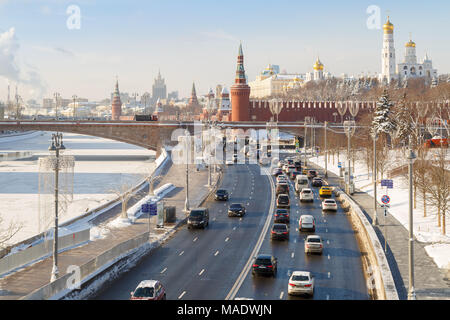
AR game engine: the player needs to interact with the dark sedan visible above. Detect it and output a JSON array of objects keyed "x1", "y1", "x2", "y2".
[
  {"x1": 274, "y1": 209, "x2": 290, "y2": 224},
  {"x1": 311, "y1": 178, "x2": 323, "y2": 187},
  {"x1": 271, "y1": 223, "x2": 289, "y2": 241},
  {"x1": 215, "y1": 189, "x2": 229, "y2": 201},
  {"x1": 252, "y1": 254, "x2": 278, "y2": 277},
  {"x1": 228, "y1": 203, "x2": 246, "y2": 217}
]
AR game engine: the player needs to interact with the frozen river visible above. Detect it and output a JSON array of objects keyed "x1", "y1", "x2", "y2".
[{"x1": 0, "y1": 131, "x2": 156, "y2": 245}]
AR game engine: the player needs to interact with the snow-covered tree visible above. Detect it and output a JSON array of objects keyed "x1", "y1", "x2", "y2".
[
  {"x1": 371, "y1": 89, "x2": 397, "y2": 138},
  {"x1": 394, "y1": 94, "x2": 413, "y2": 146}
]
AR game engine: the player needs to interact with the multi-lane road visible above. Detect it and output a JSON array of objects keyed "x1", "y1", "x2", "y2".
[{"x1": 94, "y1": 154, "x2": 368, "y2": 300}]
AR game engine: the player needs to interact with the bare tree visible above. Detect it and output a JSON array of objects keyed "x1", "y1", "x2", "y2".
[
  {"x1": 0, "y1": 215, "x2": 23, "y2": 249},
  {"x1": 109, "y1": 180, "x2": 140, "y2": 221}
]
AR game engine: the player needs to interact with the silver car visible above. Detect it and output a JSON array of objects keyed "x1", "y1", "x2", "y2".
[
  {"x1": 304, "y1": 235, "x2": 323, "y2": 254},
  {"x1": 288, "y1": 271, "x2": 315, "y2": 297}
]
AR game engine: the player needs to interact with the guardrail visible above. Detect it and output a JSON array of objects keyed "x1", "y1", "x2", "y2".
[
  {"x1": 335, "y1": 187, "x2": 399, "y2": 300},
  {"x1": 0, "y1": 229, "x2": 90, "y2": 278}
]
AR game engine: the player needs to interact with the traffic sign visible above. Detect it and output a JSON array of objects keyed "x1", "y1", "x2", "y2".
[
  {"x1": 149, "y1": 202, "x2": 157, "y2": 216},
  {"x1": 381, "y1": 195, "x2": 390, "y2": 204},
  {"x1": 381, "y1": 179, "x2": 394, "y2": 188},
  {"x1": 338, "y1": 162, "x2": 342, "y2": 168}
]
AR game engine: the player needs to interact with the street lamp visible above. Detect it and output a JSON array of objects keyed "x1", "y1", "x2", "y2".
[
  {"x1": 407, "y1": 146, "x2": 417, "y2": 300},
  {"x1": 269, "y1": 98, "x2": 283, "y2": 124},
  {"x1": 372, "y1": 132, "x2": 379, "y2": 226},
  {"x1": 183, "y1": 133, "x2": 190, "y2": 213},
  {"x1": 54, "y1": 93, "x2": 61, "y2": 120},
  {"x1": 304, "y1": 116, "x2": 311, "y2": 167},
  {"x1": 324, "y1": 121, "x2": 328, "y2": 178},
  {"x1": 48, "y1": 133, "x2": 66, "y2": 282},
  {"x1": 72, "y1": 95, "x2": 78, "y2": 120},
  {"x1": 343, "y1": 120, "x2": 356, "y2": 194}
]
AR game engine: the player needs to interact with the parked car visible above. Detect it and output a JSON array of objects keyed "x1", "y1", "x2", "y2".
[
  {"x1": 322, "y1": 199, "x2": 338, "y2": 211},
  {"x1": 271, "y1": 223, "x2": 289, "y2": 241},
  {"x1": 307, "y1": 170, "x2": 318, "y2": 179},
  {"x1": 299, "y1": 188, "x2": 314, "y2": 202},
  {"x1": 274, "y1": 208, "x2": 290, "y2": 224},
  {"x1": 215, "y1": 189, "x2": 229, "y2": 201},
  {"x1": 228, "y1": 203, "x2": 246, "y2": 217},
  {"x1": 288, "y1": 271, "x2": 314, "y2": 297},
  {"x1": 304, "y1": 235, "x2": 323, "y2": 255},
  {"x1": 130, "y1": 280, "x2": 166, "y2": 300},
  {"x1": 311, "y1": 177, "x2": 323, "y2": 187},
  {"x1": 252, "y1": 254, "x2": 278, "y2": 277},
  {"x1": 319, "y1": 186, "x2": 333, "y2": 197},
  {"x1": 276, "y1": 194, "x2": 290, "y2": 209},
  {"x1": 187, "y1": 208, "x2": 209, "y2": 229},
  {"x1": 299, "y1": 215, "x2": 316, "y2": 232}
]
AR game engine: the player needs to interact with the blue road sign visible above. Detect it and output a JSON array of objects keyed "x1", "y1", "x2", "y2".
[
  {"x1": 381, "y1": 195, "x2": 390, "y2": 204},
  {"x1": 149, "y1": 202, "x2": 157, "y2": 216},
  {"x1": 381, "y1": 179, "x2": 394, "y2": 188},
  {"x1": 338, "y1": 162, "x2": 342, "y2": 168}
]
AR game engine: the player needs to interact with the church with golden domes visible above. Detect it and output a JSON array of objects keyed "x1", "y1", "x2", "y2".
[{"x1": 379, "y1": 16, "x2": 437, "y2": 84}]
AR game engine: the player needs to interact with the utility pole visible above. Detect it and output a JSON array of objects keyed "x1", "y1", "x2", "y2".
[
  {"x1": 324, "y1": 121, "x2": 328, "y2": 178},
  {"x1": 72, "y1": 95, "x2": 77, "y2": 120},
  {"x1": 184, "y1": 135, "x2": 190, "y2": 212},
  {"x1": 407, "y1": 144, "x2": 417, "y2": 300},
  {"x1": 373, "y1": 133, "x2": 379, "y2": 225},
  {"x1": 54, "y1": 92, "x2": 60, "y2": 120},
  {"x1": 304, "y1": 117, "x2": 309, "y2": 167}
]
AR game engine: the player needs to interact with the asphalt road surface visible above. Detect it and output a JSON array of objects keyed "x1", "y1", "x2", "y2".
[{"x1": 93, "y1": 154, "x2": 368, "y2": 300}]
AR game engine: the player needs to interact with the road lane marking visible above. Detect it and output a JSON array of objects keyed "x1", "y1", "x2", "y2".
[
  {"x1": 193, "y1": 237, "x2": 198, "y2": 242},
  {"x1": 225, "y1": 237, "x2": 230, "y2": 242},
  {"x1": 280, "y1": 291, "x2": 284, "y2": 299},
  {"x1": 327, "y1": 240, "x2": 330, "y2": 245},
  {"x1": 233, "y1": 227, "x2": 236, "y2": 230},
  {"x1": 160, "y1": 267, "x2": 167, "y2": 274},
  {"x1": 291, "y1": 252, "x2": 295, "y2": 258},
  {"x1": 178, "y1": 291, "x2": 186, "y2": 299},
  {"x1": 214, "y1": 250, "x2": 219, "y2": 256},
  {"x1": 326, "y1": 228, "x2": 328, "y2": 233},
  {"x1": 179, "y1": 251, "x2": 184, "y2": 256},
  {"x1": 199, "y1": 269, "x2": 205, "y2": 276},
  {"x1": 328, "y1": 254, "x2": 331, "y2": 260},
  {"x1": 328, "y1": 272, "x2": 331, "y2": 279},
  {"x1": 326, "y1": 294, "x2": 330, "y2": 300}
]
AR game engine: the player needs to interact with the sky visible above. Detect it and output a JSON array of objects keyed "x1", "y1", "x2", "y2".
[{"x1": 0, "y1": 0, "x2": 449, "y2": 102}]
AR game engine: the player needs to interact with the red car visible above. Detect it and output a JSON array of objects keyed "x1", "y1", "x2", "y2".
[{"x1": 130, "y1": 280, "x2": 166, "y2": 300}]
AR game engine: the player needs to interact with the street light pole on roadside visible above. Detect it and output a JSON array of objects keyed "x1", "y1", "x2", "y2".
[
  {"x1": 372, "y1": 132, "x2": 379, "y2": 225},
  {"x1": 184, "y1": 135, "x2": 190, "y2": 213},
  {"x1": 324, "y1": 121, "x2": 328, "y2": 178},
  {"x1": 304, "y1": 116, "x2": 310, "y2": 167},
  {"x1": 407, "y1": 146, "x2": 417, "y2": 300},
  {"x1": 343, "y1": 120, "x2": 355, "y2": 194},
  {"x1": 72, "y1": 95, "x2": 77, "y2": 120},
  {"x1": 49, "y1": 133, "x2": 65, "y2": 282}
]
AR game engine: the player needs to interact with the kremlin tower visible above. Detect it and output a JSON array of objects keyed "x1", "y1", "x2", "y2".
[
  {"x1": 380, "y1": 16, "x2": 396, "y2": 84},
  {"x1": 188, "y1": 82, "x2": 199, "y2": 107},
  {"x1": 230, "y1": 42, "x2": 250, "y2": 122},
  {"x1": 111, "y1": 78, "x2": 122, "y2": 120}
]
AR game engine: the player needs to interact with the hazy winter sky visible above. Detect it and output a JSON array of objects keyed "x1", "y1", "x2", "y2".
[{"x1": 0, "y1": 0, "x2": 449, "y2": 102}]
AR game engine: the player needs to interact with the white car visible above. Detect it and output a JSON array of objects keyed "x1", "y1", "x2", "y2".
[
  {"x1": 299, "y1": 188, "x2": 314, "y2": 202},
  {"x1": 322, "y1": 199, "x2": 338, "y2": 211},
  {"x1": 288, "y1": 271, "x2": 315, "y2": 297},
  {"x1": 276, "y1": 175, "x2": 288, "y2": 183},
  {"x1": 277, "y1": 160, "x2": 285, "y2": 168},
  {"x1": 304, "y1": 235, "x2": 323, "y2": 255},
  {"x1": 299, "y1": 214, "x2": 316, "y2": 232},
  {"x1": 226, "y1": 159, "x2": 234, "y2": 165}
]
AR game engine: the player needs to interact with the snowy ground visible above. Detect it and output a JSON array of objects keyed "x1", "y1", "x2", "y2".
[
  {"x1": 0, "y1": 131, "x2": 156, "y2": 246},
  {"x1": 309, "y1": 150, "x2": 450, "y2": 270}
]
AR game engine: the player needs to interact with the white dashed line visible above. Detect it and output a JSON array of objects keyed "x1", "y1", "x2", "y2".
[
  {"x1": 280, "y1": 291, "x2": 284, "y2": 299},
  {"x1": 214, "y1": 250, "x2": 219, "y2": 256},
  {"x1": 199, "y1": 269, "x2": 205, "y2": 276},
  {"x1": 326, "y1": 294, "x2": 330, "y2": 300},
  {"x1": 326, "y1": 228, "x2": 328, "y2": 233},
  {"x1": 160, "y1": 267, "x2": 167, "y2": 274},
  {"x1": 225, "y1": 237, "x2": 230, "y2": 242},
  {"x1": 179, "y1": 251, "x2": 184, "y2": 256},
  {"x1": 291, "y1": 252, "x2": 295, "y2": 258},
  {"x1": 233, "y1": 227, "x2": 236, "y2": 230},
  {"x1": 178, "y1": 291, "x2": 186, "y2": 299},
  {"x1": 328, "y1": 254, "x2": 331, "y2": 260},
  {"x1": 328, "y1": 272, "x2": 331, "y2": 279},
  {"x1": 327, "y1": 240, "x2": 330, "y2": 245},
  {"x1": 193, "y1": 237, "x2": 198, "y2": 242}
]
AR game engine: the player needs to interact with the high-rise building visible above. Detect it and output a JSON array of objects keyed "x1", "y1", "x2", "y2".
[
  {"x1": 230, "y1": 43, "x2": 250, "y2": 121},
  {"x1": 152, "y1": 70, "x2": 167, "y2": 102},
  {"x1": 380, "y1": 16, "x2": 396, "y2": 84},
  {"x1": 111, "y1": 78, "x2": 122, "y2": 120}
]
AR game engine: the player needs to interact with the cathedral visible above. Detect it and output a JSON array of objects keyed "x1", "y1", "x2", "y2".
[{"x1": 379, "y1": 16, "x2": 437, "y2": 84}]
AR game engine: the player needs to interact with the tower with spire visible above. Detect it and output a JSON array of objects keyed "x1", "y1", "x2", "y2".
[
  {"x1": 111, "y1": 77, "x2": 122, "y2": 120},
  {"x1": 230, "y1": 42, "x2": 251, "y2": 122},
  {"x1": 380, "y1": 16, "x2": 396, "y2": 84},
  {"x1": 188, "y1": 82, "x2": 199, "y2": 107}
]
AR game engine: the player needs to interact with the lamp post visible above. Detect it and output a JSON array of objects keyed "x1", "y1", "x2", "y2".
[
  {"x1": 343, "y1": 120, "x2": 356, "y2": 194},
  {"x1": 48, "y1": 133, "x2": 65, "y2": 282},
  {"x1": 54, "y1": 92, "x2": 61, "y2": 120},
  {"x1": 72, "y1": 95, "x2": 78, "y2": 120},
  {"x1": 304, "y1": 116, "x2": 310, "y2": 167},
  {"x1": 184, "y1": 134, "x2": 190, "y2": 212},
  {"x1": 372, "y1": 132, "x2": 379, "y2": 226},
  {"x1": 324, "y1": 121, "x2": 328, "y2": 178},
  {"x1": 407, "y1": 146, "x2": 417, "y2": 300}
]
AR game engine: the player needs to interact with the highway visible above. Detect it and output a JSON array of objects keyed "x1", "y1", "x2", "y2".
[{"x1": 94, "y1": 153, "x2": 368, "y2": 300}]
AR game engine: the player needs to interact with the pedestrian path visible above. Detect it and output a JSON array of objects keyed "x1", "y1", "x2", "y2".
[
  {"x1": 0, "y1": 158, "x2": 219, "y2": 300},
  {"x1": 308, "y1": 159, "x2": 450, "y2": 300}
]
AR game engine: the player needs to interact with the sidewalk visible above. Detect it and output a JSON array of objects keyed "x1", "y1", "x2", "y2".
[
  {"x1": 308, "y1": 158, "x2": 450, "y2": 300},
  {"x1": 0, "y1": 158, "x2": 219, "y2": 300}
]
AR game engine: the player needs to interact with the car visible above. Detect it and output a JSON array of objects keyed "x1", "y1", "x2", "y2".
[
  {"x1": 319, "y1": 186, "x2": 333, "y2": 197},
  {"x1": 322, "y1": 199, "x2": 338, "y2": 211},
  {"x1": 274, "y1": 208, "x2": 290, "y2": 224},
  {"x1": 277, "y1": 160, "x2": 285, "y2": 168},
  {"x1": 287, "y1": 165, "x2": 296, "y2": 176},
  {"x1": 299, "y1": 188, "x2": 314, "y2": 202},
  {"x1": 187, "y1": 208, "x2": 209, "y2": 229},
  {"x1": 130, "y1": 280, "x2": 166, "y2": 300},
  {"x1": 215, "y1": 189, "x2": 229, "y2": 201},
  {"x1": 290, "y1": 171, "x2": 302, "y2": 180},
  {"x1": 304, "y1": 235, "x2": 323, "y2": 255},
  {"x1": 272, "y1": 167, "x2": 283, "y2": 176},
  {"x1": 276, "y1": 174, "x2": 288, "y2": 183},
  {"x1": 271, "y1": 223, "x2": 289, "y2": 241},
  {"x1": 311, "y1": 177, "x2": 323, "y2": 187},
  {"x1": 276, "y1": 183, "x2": 289, "y2": 196},
  {"x1": 276, "y1": 193, "x2": 290, "y2": 209},
  {"x1": 283, "y1": 164, "x2": 290, "y2": 173},
  {"x1": 259, "y1": 157, "x2": 271, "y2": 166},
  {"x1": 294, "y1": 161, "x2": 302, "y2": 171},
  {"x1": 288, "y1": 271, "x2": 314, "y2": 297},
  {"x1": 295, "y1": 175, "x2": 309, "y2": 193},
  {"x1": 286, "y1": 159, "x2": 294, "y2": 165},
  {"x1": 307, "y1": 170, "x2": 318, "y2": 179},
  {"x1": 228, "y1": 203, "x2": 246, "y2": 217},
  {"x1": 302, "y1": 168, "x2": 309, "y2": 175},
  {"x1": 226, "y1": 159, "x2": 234, "y2": 165},
  {"x1": 299, "y1": 215, "x2": 316, "y2": 232},
  {"x1": 252, "y1": 254, "x2": 278, "y2": 277}
]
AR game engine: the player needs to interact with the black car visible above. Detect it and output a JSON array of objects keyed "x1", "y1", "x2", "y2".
[
  {"x1": 274, "y1": 209, "x2": 290, "y2": 224},
  {"x1": 294, "y1": 161, "x2": 302, "y2": 171},
  {"x1": 307, "y1": 170, "x2": 318, "y2": 179},
  {"x1": 271, "y1": 223, "x2": 289, "y2": 241},
  {"x1": 272, "y1": 168, "x2": 283, "y2": 176},
  {"x1": 276, "y1": 194, "x2": 290, "y2": 209},
  {"x1": 252, "y1": 254, "x2": 278, "y2": 277},
  {"x1": 215, "y1": 189, "x2": 229, "y2": 201},
  {"x1": 228, "y1": 203, "x2": 246, "y2": 217},
  {"x1": 311, "y1": 178, "x2": 323, "y2": 187},
  {"x1": 187, "y1": 208, "x2": 209, "y2": 229}
]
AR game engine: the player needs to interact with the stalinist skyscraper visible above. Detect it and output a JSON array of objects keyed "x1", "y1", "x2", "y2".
[{"x1": 380, "y1": 16, "x2": 396, "y2": 84}]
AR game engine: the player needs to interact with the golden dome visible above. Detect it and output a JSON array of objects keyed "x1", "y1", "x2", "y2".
[
  {"x1": 313, "y1": 58, "x2": 324, "y2": 71},
  {"x1": 383, "y1": 17, "x2": 394, "y2": 34},
  {"x1": 405, "y1": 40, "x2": 416, "y2": 47}
]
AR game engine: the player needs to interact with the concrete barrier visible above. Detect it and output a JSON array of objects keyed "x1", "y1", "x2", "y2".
[
  {"x1": 335, "y1": 187, "x2": 399, "y2": 300},
  {"x1": 0, "y1": 229, "x2": 90, "y2": 278}
]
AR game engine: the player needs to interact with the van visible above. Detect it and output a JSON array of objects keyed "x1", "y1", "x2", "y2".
[
  {"x1": 187, "y1": 207, "x2": 209, "y2": 229},
  {"x1": 295, "y1": 175, "x2": 309, "y2": 193}
]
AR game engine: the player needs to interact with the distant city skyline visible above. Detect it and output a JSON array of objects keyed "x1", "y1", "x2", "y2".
[{"x1": 0, "y1": 0, "x2": 449, "y2": 102}]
